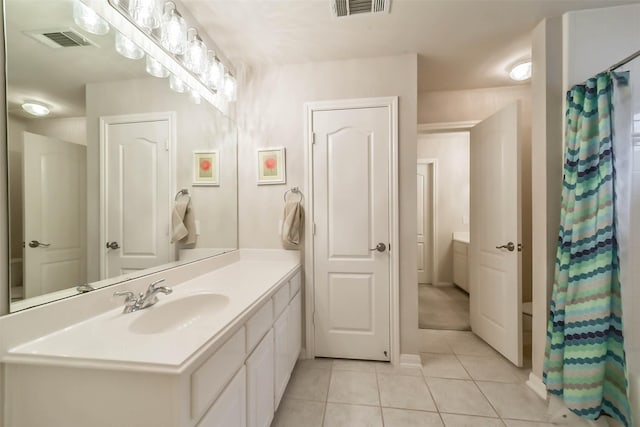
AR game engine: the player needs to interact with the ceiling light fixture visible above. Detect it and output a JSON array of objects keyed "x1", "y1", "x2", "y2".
[
  {"x1": 22, "y1": 101, "x2": 50, "y2": 117},
  {"x1": 128, "y1": 0, "x2": 161, "y2": 31},
  {"x1": 509, "y1": 61, "x2": 532, "y2": 81},
  {"x1": 183, "y1": 28, "x2": 208, "y2": 75},
  {"x1": 146, "y1": 55, "x2": 169, "y2": 78}
]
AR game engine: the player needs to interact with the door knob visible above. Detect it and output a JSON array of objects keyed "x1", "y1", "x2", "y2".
[
  {"x1": 370, "y1": 242, "x2": 387, "y2": 252},
  {"x1": 496, "y1": 242, "x2": 515, "y2": 252},
  {"x1": 106, "y1": 241, "x2": 120, "y2": 250},
  {"x1": 28, "y1": 240, "x2": 50, "y2": 248}
]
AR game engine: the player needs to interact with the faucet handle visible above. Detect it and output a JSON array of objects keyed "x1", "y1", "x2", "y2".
[{"x1": 113, "y1": 290, "x2": 136, "y2": 303}]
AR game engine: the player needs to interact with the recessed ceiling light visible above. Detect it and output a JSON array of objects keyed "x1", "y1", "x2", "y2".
[
  {"x1": 22, "y1": 101, "x2": 50, "y2": 117},
  {"x1": 509, "y1": 61, "x2": 532, "y2": 81}
]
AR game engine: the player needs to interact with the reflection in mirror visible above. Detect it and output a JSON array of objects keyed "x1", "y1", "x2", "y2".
[{"x1": 6, "y1": 0, "x2": 238, "y2": 312}]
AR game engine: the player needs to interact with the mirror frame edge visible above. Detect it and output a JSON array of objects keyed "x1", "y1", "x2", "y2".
[{"x1": 1, "y1": 0, "x2": 8, "y2": 316}]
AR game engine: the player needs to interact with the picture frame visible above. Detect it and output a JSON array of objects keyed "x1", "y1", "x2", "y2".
[
  {"x1": 192, "y1": 150, "x2": 219, "y2": 186},
  {"x1": 257, "y1": 147, "x2": 286, "y2": 185}
]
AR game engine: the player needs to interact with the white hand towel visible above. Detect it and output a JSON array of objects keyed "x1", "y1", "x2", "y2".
[
  {"x1": 281, "y1": 200, "x2": 304, "y2": 249},
  {"x1": 171, "y1": 198, "x2": 197, "y2": 245}
]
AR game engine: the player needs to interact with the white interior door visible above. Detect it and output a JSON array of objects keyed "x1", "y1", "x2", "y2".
[
  {"x1": 469, "y1": 102, "x2": 523, "y2": 366},
  {"x1": 102, "y1": 116, "x2": 171, "y2": 279},
  {"x1": 417, "y1": 161, "x2": 435, "y2": 284},
  {"x1": 312, "y1": 106, "x2": 391, "y2": 361},
  {"x1": 23, "y1": 132, "x2": 87, "y2": 298}
]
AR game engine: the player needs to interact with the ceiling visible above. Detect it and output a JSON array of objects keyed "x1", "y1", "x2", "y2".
[
  {"x1": 6, "y1": 0, "x2": 149, "y2": 118},
  {"x1": 180, "y1": 0, "x2": 640, "y2": 91}
]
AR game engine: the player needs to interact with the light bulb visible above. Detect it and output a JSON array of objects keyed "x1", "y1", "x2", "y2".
[
  {"x1": 146, "y1": 56, "x2": 169, "y2": 78},
  {"x1": 206, "y1": 54, "x2": 224, "y2": 90},
  {"x1": 509, "y1": 61, "x2": 532, "y2": 81},
  {"x1": 160, "y1": 2, "x2": 186, "y2": 55},
  {"x1": 73, "y1": 0, "x2": 110, "y2": 35},
  {"x1": 189, "y1": 88, "x2": 202, "y2": 104},
  {"x1": 22, "y1": 102, "x2": 50, "y2": 117},
  {"x1": 128, "y1": 0, "x2": 161, "y2": 31},
  {"x1": 115, "y1": 32, "x2": 144, "y2": 60},
  {"x1": 223, "y1": 72, "x2": 237, "y2": 102},
  {"x1": 183, "y1": 28, "x2": 207, "y2": 75},
  {"x1": 169, "y1": 74, "x2": 186, "y2": 93}
]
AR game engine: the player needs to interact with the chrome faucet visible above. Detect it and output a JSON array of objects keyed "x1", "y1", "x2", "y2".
[{"x1": 114, "y1": 279, "x2": 172, "y2": 313}]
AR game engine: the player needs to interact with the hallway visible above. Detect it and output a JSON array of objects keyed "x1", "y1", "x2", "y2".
[{"x1": 271, "y1": 331, "x2": 557, "y2": 426}]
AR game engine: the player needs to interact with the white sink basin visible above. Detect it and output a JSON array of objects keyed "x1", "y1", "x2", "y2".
[{"x1": 129, "y1": 293, "x2": 230, "y2": 335}]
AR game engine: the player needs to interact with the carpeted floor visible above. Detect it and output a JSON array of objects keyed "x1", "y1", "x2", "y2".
[{"x1": 418, "y1": 283, "x2": 470, "y2": 330}]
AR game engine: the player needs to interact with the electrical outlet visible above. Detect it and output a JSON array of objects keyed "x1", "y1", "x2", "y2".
[
  {"x1": 462, "y1": 215, "x2": 469, "y2": 225},
  {"x1": 195, "y1": 220, "x2": 201, "y2": 236}
]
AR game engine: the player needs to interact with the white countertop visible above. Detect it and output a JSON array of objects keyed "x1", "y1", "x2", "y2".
[
  {"x1": 4, "y1": 256, "x2": 300, "y2": 373},
  {"x1": 452, "y1": 231, "x2": 470, "y2": 244}
]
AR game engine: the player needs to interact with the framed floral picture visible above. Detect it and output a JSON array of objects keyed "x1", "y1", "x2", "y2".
[
  {"x1": 257, "y1": 147, "x2": 286, "y2": 185},
  {"x1": 193, "y1": 150, "x2": 219, "y2": 186}
]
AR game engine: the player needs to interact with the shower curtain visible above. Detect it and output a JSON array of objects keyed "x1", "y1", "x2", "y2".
[{"x1": 544, "y1": 72, "x2": 633, "y2": 427}]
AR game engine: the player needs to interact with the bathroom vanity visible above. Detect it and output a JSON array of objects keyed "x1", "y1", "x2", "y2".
[
  {"x1": 3, "y1": 251, "x2": 301, "y2": 427},
  {"x1": 452, "y1": 232, "x2": 470, "y2": 292}
]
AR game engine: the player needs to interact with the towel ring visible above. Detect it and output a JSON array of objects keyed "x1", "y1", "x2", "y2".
[
  {"x1": 175, "y1": 189, "x2": 190, "y2": 201},
  {"x1": 284, "y1": 187, "x2": 304, "y2": 203}
]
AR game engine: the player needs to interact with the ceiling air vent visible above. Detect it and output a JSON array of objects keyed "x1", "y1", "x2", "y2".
[
  {"x1": 332, "y1": 0, "x2": 391, "y2": 17},
  {"x1": 25, "y1": 28, "x2": 96, "y2": 49}
]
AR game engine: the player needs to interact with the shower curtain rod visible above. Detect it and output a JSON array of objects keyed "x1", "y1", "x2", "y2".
[{"x1": 606, "y1": 49, "x2": 640, "y2": 73}]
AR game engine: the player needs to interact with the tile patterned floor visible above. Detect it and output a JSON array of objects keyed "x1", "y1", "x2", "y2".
[
  {"x1": 418, "y1": 284, "x2": 470, "y2": 330},
  {"x1": 271, "y1": 330, "x2": 585, "y2": 427}
]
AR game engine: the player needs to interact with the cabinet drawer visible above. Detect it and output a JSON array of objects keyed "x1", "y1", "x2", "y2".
[
  {"x1": 273, "y1": 282, "x2": 290, "y2": 318},
  {"x1": 246, "y1": 299, "x2": 273, "y2": 353},
  {"x1": 289, "y1": 271, "x2": 301, "y2": 299},
  {"x1": 192, "y1": 327, "x2": 246, "y2": 420}
]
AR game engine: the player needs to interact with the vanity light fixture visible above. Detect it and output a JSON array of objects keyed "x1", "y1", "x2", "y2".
[
  {"x1": 206, "y1": 51, "x2": 225, "y2": 91},
  {"x1": 189, "y1": 88, "x2": 202, "y2": 104},
  {"x1": 169, "y1": 73, "x2": 187, "y2": 93},
  {"x1": 73, "y1": 0, "x2": 110, "y2": 35},
  {"x1": 115, "y1": 31, "x2": 144, "y2": 59},
  {"x1": 160, "y1": 2, "x2": 186, "y2": 55},
  {"x1": 223, "y1": 72, "x2": 237, "y2": 102},
  {"x1": 183, "y1": 28, "x2": 208, "y2": 76},
  {"x1": 146, "y1": 55, "x2": 169, "y2": 78},
  {"x1": 509, "y1": 61, "x2": 532, "y2": 81},
  {"x1": 22, "y1": 101, "x2": 50, "y2": 117},
  {"x1": 128, "y1": 0, "x2": 161, "y2": 31}
]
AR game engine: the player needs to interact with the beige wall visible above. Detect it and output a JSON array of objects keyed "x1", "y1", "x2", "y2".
[
  {"x1": 417, "y1": 132, "x2": 469, "y2": 285},
  {"x1": 236, "y1": 54, "x2": 419, "y2": 355},
  {"x1": 86, "y1": 77, "x2": 238, "y2": 282},
  {"x1": 531, "y1": 16, "x2": 563, "y2": 382}
]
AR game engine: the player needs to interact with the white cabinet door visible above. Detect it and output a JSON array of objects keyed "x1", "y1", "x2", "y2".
[
  {"x1": 198, "y1": 366, "x2": 246, "y2": 427},
  {"x1": 274, "y1": 307, "x2": 290, "y2": 408},
  {"x1": 288, "y1": 291, "x2": 302, "y2": 371},
  {"x1": 246, "y1": 329, "x2": 275, "y2": 427}
]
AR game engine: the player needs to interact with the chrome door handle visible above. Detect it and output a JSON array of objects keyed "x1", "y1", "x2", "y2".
[
  {"x1": 496, "y1": 242, "x2": 515, "y2": 252},
  {"x1": 370, "y1": 243, "x2": 387, "y2": 252},
  {"x1": 106, "y1": 241, "x2": 120, "y2": 250},
  {"x1": 28, "y1": 240, "x2": 50, "y2": 248}
]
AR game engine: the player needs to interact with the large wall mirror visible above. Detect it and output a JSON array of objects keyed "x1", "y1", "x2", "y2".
[{"x1": 5, "y1": 0, "x2": 238, "y2": 312}]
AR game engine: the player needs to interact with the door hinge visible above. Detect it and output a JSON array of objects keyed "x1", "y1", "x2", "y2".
[
  {"x1": 313, "y1": 223, "x2": 316, "y2": 235},
  {"x1": 312, "y1": 133, "x2": 316, "y2": 145},
  {"x1": 165, "y1": 138, "x2": 169, "y2": 151},
  {"x1": 388, "y1": 243, "x2": 391, "y2": 252}
]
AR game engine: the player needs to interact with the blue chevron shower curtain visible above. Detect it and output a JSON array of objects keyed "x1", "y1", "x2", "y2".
[{"x1": 543, "y1": 72, "x2": 633, "y2": 426}]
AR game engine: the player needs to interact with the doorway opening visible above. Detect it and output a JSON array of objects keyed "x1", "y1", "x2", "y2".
[{"x1": 417, "y1": 132, "x2": 470, "y2": 331}]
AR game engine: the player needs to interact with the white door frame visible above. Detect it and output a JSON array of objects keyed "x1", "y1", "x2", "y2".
[
  {"x1": 99, "y1": 112, "x2": 177, "y2": 279},
  {"x1": 304, "y1": 97, "x2": 399, "y2": 364},
  {"x1": 417, "y1": 158, "x2": 438, "y2": 285}
]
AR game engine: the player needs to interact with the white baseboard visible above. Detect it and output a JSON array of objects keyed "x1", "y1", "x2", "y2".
[
  {"x1": 399, "y1": 353, "x2": 422, "y2": 368},
  {"x1": 526, "y1": 372, "x2": 547, "y2": 400}
]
